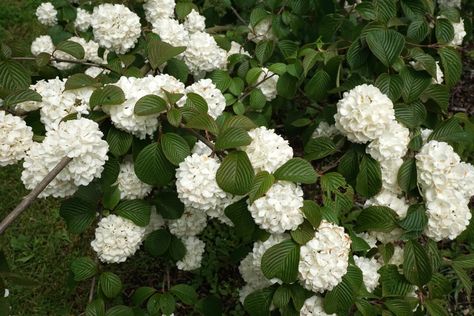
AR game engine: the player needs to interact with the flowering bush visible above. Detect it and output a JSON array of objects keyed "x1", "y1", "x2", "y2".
[{"x1": 1, "y1": 0, "x2": 474, "y2": 315}]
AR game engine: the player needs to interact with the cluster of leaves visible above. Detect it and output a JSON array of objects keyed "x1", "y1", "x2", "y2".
[{"x1": 1, "y1": 0, "x2": 474, "y2": 315}]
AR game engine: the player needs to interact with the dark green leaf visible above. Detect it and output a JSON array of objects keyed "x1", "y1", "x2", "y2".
[
  {"x1": 144, "y1": 229, "x2": 172, "y2": 257},
  {"x1": 99, "y1": 272, "x2": 122, "y2": 298},
  {"x1": 56, "y1": 40, "x2": 85, "y2": 59},
  {"x1": 224, "y1": 198, "x2": 256, "y2": 240},
  {"x1": 366, "y1": 29, "x2": 405, "y2": 67},
  {"x1": 356, "y1": 155, "x2": 382, "y2": 198},
  {"x1": 65, "y1": 73, "x2": 99, "y2": 90},
  {"x1": 170, "y1": 284, "x2": 198, "y2": 305},
  {"x1": 397, "y1": 158, "x2": 418, "y2": 192},
  {"x1": 115, "y1": 200, "x2": 151, "y2": 227},
  {"x1": 153, "y1": 191, "x2": 184, "y2": 220},
  {"x1": 216, "y1": 151, "x2": 254, "y2": 195},
  {"x1": 71, "y1": 257, "x2": 97, "y2": 281},
  {"x1": 439, "y1": 47, "x2": 462, "y2": 88},
  {"x1": 403, "y1": 240, "x2": 432, "y2": 286},
  {"x1": 261, "y1": 239, "x2": 300, "y2": 283},
  {"x1": 304, "y1": 137, "x2": 337, "y2": 161},
  {"x1": 134, "y1": 143, "x2": 175, "y2": 186},
  {"x1": 134, "y1": 95, "x2": 168, "y2": 116},
  {"x1": 161, "y1": 133, "x2": 191, "y2": 165},
  {"x1": 375, "y1": 73, "x2": 403, "y2": 102},
  {"x1": 4, "y1": 89, "x2": 42, "y2": 107},
  {"x1": 248, "y1": 171, "x2": 275, "y2": 204},
  {"x1": 215, "y1": 127, "x2": 252, "y2": 150},
  {"x1": 147, "y1": 40, "x2": 186, "y2": 69},
  {"x1": 356, "y1": 206, "x2": 398, "y2": 232},
  {"x1": 59, "y1": 198, "x2": 96, "y2": 234},
  {"x1": 273, "y1": 158, "x2": 317, "y2": 184},
  {"x1": 106, "y1": 127, "x2": 133, "y2": 157},
  {"x1": 89, "y1": 85, "x2": 125, "y2": 108}
]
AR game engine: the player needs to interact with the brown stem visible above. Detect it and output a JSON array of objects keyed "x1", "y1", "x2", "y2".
[
  {"x1": 0, "y1": 156, "x2": 72, "y2": 235},
  {"x1": 88, "y1": 275, "x2": 96, "y2": 303},
  {"x1": 233, "y1": 73, "x2": 277, "y2": 105},
  {"x1": 206, "y1": 25, "x2": 234, "y2": 33},
  {"x1": 230, "y1": 6, "x2": 248, "y2": 25}
]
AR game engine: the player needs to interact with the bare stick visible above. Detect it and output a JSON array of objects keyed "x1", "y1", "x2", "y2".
[{"x1": 0, "y1": 156, "x2": 72, "y2": 235}]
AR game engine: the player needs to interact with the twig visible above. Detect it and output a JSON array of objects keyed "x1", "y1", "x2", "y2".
[
  {"x1": 206, "y1": 25, "x2": 234, "y2": 33},
  {"x1": 0, "y1": 156, "x2": 72, "y2": 235},
  {"x1": 233, "y1": 73, "x2": 277, "y2": 105},
  {"x1": 12, "y1": 56, "x2": 109, "y2": 69},
  {"x1": 88, "y1": 275, "x2": 96, "y2": 303},
  {"x1": 179, "y1": 124, "x2": 214, "y2": 150},
  {"x1": 229, "y1": 6, "x2": 247, "y2": 25}
]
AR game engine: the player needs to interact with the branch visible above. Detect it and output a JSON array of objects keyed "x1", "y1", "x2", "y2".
[
  {"x1": 230, "y1": 6, "x2": 248, "y2": 25},
  {"x1": 0, "y1": 156, "x2": 72, "y2": 235},
  {"x1": 233, "y1": 73, "x2": 277, "y2": 104}
]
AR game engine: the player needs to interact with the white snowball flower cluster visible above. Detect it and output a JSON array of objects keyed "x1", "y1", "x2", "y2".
[
  {"x1": 450, "y1": 18, "x2": 466, "y2": 46},
  {"x1": 241, "y1": 126, "x2": 293, "y2": 173},
  {"x1": 75, "y1": 8, "x2": 92, "y2": 32},
  {"x1": 416, "y1": 140, "x2": 474, "y2": 240},
  {"x1": 312, "y1": 121, "x2": 340, "y2": 139},
  {"x1": 388, "y1": 245, "x2": 405, "y2": 266},
  {"x1": 192, "y1": 140, "x2": 213, "y2": 156},
  {"x1": 300, "y1": 296, "x2": 335, "y2": 316},
  {"x1": 144, "y1": 207, "x2": 165, "y2": 235},
  {"x1": 366, "y1": 122, "x2": 410, "y2": 161},
  {"x1": 117, "y1": 161, "x2": 152, "y2": 200},
  {"x1": 356, "y1": 232, "x2": 377, "y2": 249},
  {"x1": 36, "y1": 2, "x2": 57, "y2": 26},
  {"x1": 91, "y1": 214, "x2": 146, "y2": 263},
  {"x1": 0, "y1": 111, "x2": 34, "y2": 166},
  {"x1": 183, "y1": 31, "x2": 228, "y2": 77},
  {"x1": 103, "y1": 75, "x2": 184, "y2": 139},
  {"x1": 335, "y1": 84, "x2": 395, "y2": 143},
  {"x1": 21, "y1": 118, "x2": 108, "y2": 198},
  {"x1": 85, "y1": 66, "x2": 109, "y2": 78},
  {"x1": 152, "y1": 18, "x2": 189, "y2": 47},
  {"x1": 227, "y1": 41, "x2": 251, "y2": 57},
  {"x1": 437, "y1": 0, "x2": 461, "y2": 8},
  {"x1": 434, "y1": 61, "x2": 444, "y2": 84},
  {"x1": 248, "y1": 181, "x2": 304, "y2": 234},
  {"x1": 168, "y1": 207, "x2": 208, "y2": 237},
  {"x1": 91, "y1": 4, "x2": 141, "y2": 54},
  {"x1": 353, "y1": 256, "x2": 381, "y2": 292},
  {"x1": 184, "y1": 10, "x2": 206, "y2": 33},
  {"x1": 248, "y1": 18, "x2": 275, "y2": 43},
  {"x1": 178, "y1": 79, "x2": 226, "y2": 119},
  {"x1": 143, "y1": 0, "x2": 176, "y2": 22},
  {"x1": 176, "y1": 236, "x2": 205, "y2": 271},
  {"x1": 31, "y1": 35, "x2": 54, "y2": 56},
  {"x1": 298, "y1": 220, "x2": 351, "y2": 293},
  {"x1": 176, "y1": 154, "x2": 235, "y2": 212},
  {"x1": 239, "y1": 234, "x2": 287, "y2": 302},
  {"x1": 256, "y1": 68, "x2": 279, "y2": 101}
]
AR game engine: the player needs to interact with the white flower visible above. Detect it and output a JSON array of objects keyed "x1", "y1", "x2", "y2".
[
  {"x1": 168, "y1": 207, "x2": 208, "y2": 237},
  {"x1": 117, "y1": 160, "x2": 152, "y2": 200},
  {"x1": 0, "y1": 111, "x2": 34, "y2": 166},
  {"x1": 365, "y1": 189, "x2": 409, "y2": 218},
  {"x1": 85, "y1": 66, "x2": 109, "y2": 78},
  {"x1": 380, "y1": 158, "x2": 404, "y2": 194},
  {"x1": 335, "y1": 84, "x2": 395, "y2": 143},
  {"x1": 227, "y1": 41, "x2": 250, "y2": 57},
  {"x1": 251, "y1": 234, "x2": 288, "y2": 270},
  {"x1": 184, "y1": 10, "x2": 206, "y2": 33},
  {"x1": 420, "y1": 129, "x2": 433, "y2": 143},
  {"x1": 183, "y1": 31, "x2": 228, "y2": 77},
  {"x1": 386, "y1": 245, "x2": 404, "y2": 266},
  {"x1": 450, "y1": 18, "x2": 466, "y2": 46},
  {"x1": 248, "y1": 181, "x2": 304, "y2": 234},
  {"x1": 437, "y1": 0, "x2": 461, "y2": 8},
  {"x1": 248, "y1": 18, "x2": 275, "y2": 43},
  {"x1": 353, "y1": 256, "x2": 381, "y2": 292},
  {"x1": 21, "y1": 118, "x2": 108, "y2": 198},
  {"x1": 103, "y1": 75, "x2": 184, "y2": 139},
  {"x1": 433, "y1": 61, "x2": 444, "y2": 84},
  {"x1": 152, "y1": 18, "x2": 189, "y2": 47},
  {"x1": 366, "y1": 121, "x2": 409, "y2": 161},
  {"x1": 449, "y1": 162, "x2": 474, "y2": 198},
  {"x1": 298, "y1": 220, "x2": 351, "y2": 293},
  {"x1": 176, "y1": 154, "x2": 234, "y2": 212},
  {"x1": 36, "y1": 2, "x2": 57, "y2": 26},
  {"x1": 91, "y1": 4, "x2": 141, "y2": 54},
  {"x1": 241, "y1": 126, "x2": 293, "y2": 173},
  {"x1": 370, "y1": 229, "x2": 404, "y2": 244},
  {"x1": 3, "y1": 288, "x2": 9, "y2": 298},
  {"x1": 31, "y1": 35, "x2": 54, "y2": 56},
  {"x1": 176, "y1": 236, "x2": 205, "y2": 271},
  {"x1": 75, "y1": 8, "x2": 92, "y2": 31},
  {"x1": 143, "y1": 0, "x2": 176, "y2": 22},
  {"x1": 144, "y1": 207, "x2": 165, "y2": 235},
  {"x1": 256, "y1": 68, "x2": 279, "y2": 101},
  {"x1": 192, "y1": 140, "x2": 213, "y2": 156},
  {"x1": 300, "y1": 296, "x2": 335, "y2": 316},
  {"x1": 178, "y1": 79, "x2": 226, "y2": 119},
  {"x1": 312, "y1": 122, "x2": 340, "y2": 139},
  {"x1": 91, "y1": 214, "x2": 146, "y2": 263},
  {"x1": 356, "y1": 232, "x2": 377, "y2": 249}
]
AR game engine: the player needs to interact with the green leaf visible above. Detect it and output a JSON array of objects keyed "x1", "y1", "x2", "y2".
[
  {"x1": 105, "y1": 305, "x2": 132, "y2": 316},
  {"x1": 224, "y1": 198, "x2": 256, "y2": 240},
  {"x1": 65, "y1": 73, "x2": 99, "y2": 90},
  {"x1": 244, "y1": 287, "x2": 274, "y2": 316},
  {"x1": 209, "y1": 70, "x2": 232, "y2": 92},
  {"x1": 246, "y1": 68, "x2": 263, "y2": 85},
  {"x1": 216, "y1": 151, "x2": 254, "y2": 195},
  {"x1": 397, "y1": 158, "x2": 418, "y2": 192},
  {"x1": 186, "y1": 113, "x2": 219, "y2": 135},
  {"x1": 411, "y1": 52, "x2": 437, "y2": 78},
  {"x1": 276, "y1": 73, "x2": 298, "y2": 98},
  {"x1": 374, "y1": 0, "x2": 396, "y2": 23},
  {"x1": 161, "y1": 133, "x2": 191, "y2": 165},
  {"x1": 249, "y1": 88, "x2": 267, "y2": 109},
  {"x1": 304, "y1": 70, "x2": 331, "y2": 101},
  {"x1": 167, "y1": 107, "x2": 182, "y2": 127},
  {"x1": 379, "y1": 265, "x2": 413, "y2": 297},
  {"x1": 301, "y1": 200, "x2": 322, "y2": 228},
  {"x1": 356, "y1": 155, "x2": 382, "y2": 198},
  {"x1": 304, "y1": 137, "x2": 337, "y2": 161},
  {"x1": 144, "y1": 229, "x2": 172, "y2": 256},
  {"x1": 356, "y1": 206, "x2": 398, "y2": 232},
  {"x1": 59, "y1": 198, "x2": 96, "y2": 234},
  {"x1": 403, "y1": 240, "x2": 433, "y2": 286},
  {"x1": 115, "y1": 200, "x2": 152, "y2": 227},
  {"x1": 159, "y1": 292, "x2": 176, "y2": 315},
  {"x1": 356, "y1": 2, "x2": 376, "y2": 20},
  {"x1": 3, "y1": 89, "x2": 42, "y2": 107},
  {"x1": 407, "y1": 18, "x2": 429, "y2": 43},
  {"x1": 0, "y1": 60, "x2": 31, "y2": 91},
  {"x1": 273, "y1": 158, "x2": 317, "y2": 184},
  {"x1": 164, "y1": 58, "x2": 189, "y2": 83},
  {"x1": 221, "y1": 115, "x2": 257, "y2": 131},
  {"x1": 71, "y1": 257, "x2": 97, "y2": 281},
  {"x1": 435, "y1": 18, "x2": 454, "y2": 44},
  {"x1": 134, "y1": 95, "x2": 168, "y2": 116},
  {"x1": 324, "y1": 265, "x2": 362, "y2": 314},
  {"x1": 427, "y1": 118, "x2": 464, "y2": 143},
  {"x1": 248, "y1": 171, "x2": 275, "y2": 204},
  {"x1": 290, "y1": 220, "x2": 315, "y2": 245},
  {"x1": 347, "y1": 39, "x2": 369, "y2": 70},
  {"x1": 394, "y1": 102, "x2": 427, "y2": 128},
  {"x1": 147, "y1": 40, "x2": 186, "y2": 69},
  {"x1": 439, "y1": 47, "x2": 462, "y2": 88},
  {"x1": 56, "y1": 40, "x2": 85, "y2": 59},
  {"x1": 421, "y1": 84, "x2": 449, "y2": 111},
  {"x1": 170, "y1": 284, "x2": 198, "y2": 305},
  {"x1": 99, "y1": 272, "x2": 122, "y2": 299},
  {"x1": 250, "y1": 7, "x2": 269, "y2": 27},
  {"x1": 366, "y1": 29, "x2": 405, "y2": 67},
  {"x1": 384, "y1": 299, "x2": 413, "y2": 316},
  {"x1": 215, "y1": 127, "x2": 252, "y2": 150},
  {"x1": 134, "y1": 143, "x2": 175, "y2": 186},
  {"x1": 451, "y1": 264, "x2": 472, "y2": 298},
  {"x1": 86, "y1": 299, "x2": 105, "y2": 316},
  {"x1": 35, "y1": 52, "x2": 50, "y2": 68},
  {"x1": 278, "y1": 40, "x2": 298, "y2": 59},
  {"x1": 153, "y1": 191, "x2": 185, "y2": 220},
  {"x1": 400, "y1": 67, "x2": 432, "y2": 103},
  {"x1": 261, "y1": 239, "x2": 300, "y2": 283},
  {"x1": 169, "y1": 236, "x2": 186, "y2": 261},
  {"x1": 132, "y1": 287, "x2": 157, "y2": 306},
  {"x1": 375, "y1": 73, "x2": 403, "y2": 102},
  {"x1": 452, "y1": 254, "x2": 474, "y2": 269},
  {"x1": 90, "y1": 85, "x2": 125, "y2": 108},
  {"x1": 424, "y1": 299, "x2": 448, "y2": 316},
  {"x1": 255, "y1": 40, "x2": 274, "y2": 64},
  {"x1": 399, "y1": 204, "x2": 427, "y2": 232},
  {"x1": 272, "y1": 285, "x2": 291, "y2": 308},
  {"x1": 106, "y1": 127, "x2": 133, "y2": 157}
]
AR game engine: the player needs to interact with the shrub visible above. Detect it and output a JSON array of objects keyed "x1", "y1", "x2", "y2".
[{"x1": 1, "y1": 0, "x2": 473, "y2": 315}]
